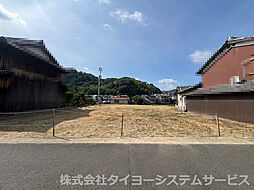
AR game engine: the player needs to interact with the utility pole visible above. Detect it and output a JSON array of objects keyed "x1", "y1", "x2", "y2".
[{"x1": 98, "y1": 67, "x2": 103, "y2": 104}]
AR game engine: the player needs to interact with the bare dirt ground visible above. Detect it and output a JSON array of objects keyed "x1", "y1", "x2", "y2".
[{"x1": 0, "y1": 104, "x2": 254, "y2": 138}]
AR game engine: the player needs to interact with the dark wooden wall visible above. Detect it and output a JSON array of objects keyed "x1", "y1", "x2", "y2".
[
  {"x1": 0, "y1": 75, "x2": 66, "y2": 112},
  {"x1": 0, "y1": 41, "x2": 67, "y2": 112},
  {"x1": 186, "y1": 93, "x2": 254, "y2": 124}
]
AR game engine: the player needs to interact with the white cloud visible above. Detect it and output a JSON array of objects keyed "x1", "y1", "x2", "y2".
[
  {"x1": 158, "y1": 79, "x2": 179, "y2": 90},
  {"x1": 103, "y1": 24, "x2": 113, "y2": 32},
  {"x1": 110, "y1": 9, "x2": 144, "y2": 24},
  {"x1": 190, "y1": 50, "x2": 212, "y2": 63},
  {"x1": 0, "y1": 3, "x2": 27, "y2": 29},
  {"x1": 83, "y1": 67, "x2": 92, "y2": 73},
  {"x1": 98, "y1": 0, "x2": 111, "y2": 4}
]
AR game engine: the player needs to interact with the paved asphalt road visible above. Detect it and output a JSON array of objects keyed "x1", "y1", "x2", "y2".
[{"x1": 0, "y1": 143, "x2": 253, "y2": 190}]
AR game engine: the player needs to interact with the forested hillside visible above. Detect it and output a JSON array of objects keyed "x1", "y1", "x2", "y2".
[{"x1": 62, "y1": 70, "x2": 161, "y2": 97}]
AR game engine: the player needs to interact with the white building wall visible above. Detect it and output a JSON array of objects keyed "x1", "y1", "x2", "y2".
[{"x1": 177, "y1": 94, "x2": 187, "y2": 111}]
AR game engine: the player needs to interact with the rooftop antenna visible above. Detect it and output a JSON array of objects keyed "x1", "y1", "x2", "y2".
[{"x1": 98, "y1": 67, "x2": 103, "y2": 105}]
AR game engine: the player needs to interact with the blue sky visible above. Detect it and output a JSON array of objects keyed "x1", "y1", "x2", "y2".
[{"x1": 0, "y1": 0, "x2": 254, "y2": 90}]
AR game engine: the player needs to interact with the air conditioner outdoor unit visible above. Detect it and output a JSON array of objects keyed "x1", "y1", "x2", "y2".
[{"x1": 230, "y1": 76, "x2": 241, "y2": 85}]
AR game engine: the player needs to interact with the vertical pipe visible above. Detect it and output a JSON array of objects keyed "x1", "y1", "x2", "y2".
[{"x1": 243, "y1": 63, "x2": 246, "y2": 79}]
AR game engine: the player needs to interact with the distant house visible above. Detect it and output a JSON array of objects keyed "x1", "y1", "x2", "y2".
[
  {"x1": 162, "y1": 89, "x2": 177, "y2": 97},
  {"x1": 141, "y1": 94, "x2": 175, "y2": 105},
  {"x1": 0, "y1": 37, "x2": 68, "y2": 112},
  {"x1": 186, "y1": 36, "x2": 254, "y2": 124},
  {"x1": 164, "y1": 89, "x2": 177, "y2": 103},
  {"x1": 176, "y1": 84, "x2": 202, "y2": 111},
  {"x1": 141, "y1": 95, "x2": 158, "y2": 104},
  {"x1": 101, "y1": 95, "x2": 112, "y2": 104},
  {"x1": 156, "y1": 94, "x2": 172, "y2": 104},
  {"x1": 110, "y1": 96, "x2": 130, "y2": 104}
]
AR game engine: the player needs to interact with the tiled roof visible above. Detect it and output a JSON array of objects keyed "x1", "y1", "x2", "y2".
[
  {"x1": 197, "y1": 36, "x2": 254, "y2": 75},
  {"x1": 186, "y1": 81, "x2": 254, "y2": 96},
  {"x1": 111, "y1": 97, "x2": 130, "y2": 101},
  {"x1": 1, "y1": 36, "x2": 66, "y2": 72},
  {"x1": 177, "y1": 83, "x2": 202, "y2": 95}
]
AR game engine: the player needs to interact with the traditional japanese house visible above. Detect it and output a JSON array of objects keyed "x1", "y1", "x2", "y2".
[
  {"x1": 186, "y1": 36, "x2": 254, "y2": 124},
  {"x1": 0, "y1": 36, "x2": 68, "y2": 112}
]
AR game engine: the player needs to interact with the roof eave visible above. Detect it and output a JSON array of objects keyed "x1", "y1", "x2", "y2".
[
  {"x1": 177, "y1": 83, "x2": 202, "y2": 94},
  {"x1": 1, "y1": 36, "x2": 68, "y2": 73},
  {"x1": 196, "y1": 40, "x2": 229, "y2": 75}
]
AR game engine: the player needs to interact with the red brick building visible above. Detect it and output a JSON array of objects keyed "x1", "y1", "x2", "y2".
[
  {"x1": 110, "y1": 97, "x2": 130, "y2": 104},
  {"x1": 197, "y1": 36, "x2": 254, "y2": 88},
  {"x1": 186, "y1": 36, "x2": 254, "y2": 124}
]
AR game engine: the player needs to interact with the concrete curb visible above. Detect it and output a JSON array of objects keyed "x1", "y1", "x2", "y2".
[{"x1": 0, "y1": 137, "x2": 254, "y2": 144}]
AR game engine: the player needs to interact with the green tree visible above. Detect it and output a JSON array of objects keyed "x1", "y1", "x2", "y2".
[
  {"x1": 132, "y1": 95, "x2": 144, "y2": 105},
  {"x1": 62, "y1": 69, "x2": 161, "y2": 100}
]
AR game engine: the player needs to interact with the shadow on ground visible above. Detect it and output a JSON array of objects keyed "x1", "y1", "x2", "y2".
[{"x1": 0, "y1": 108, "x2": 94, "y2": 133}]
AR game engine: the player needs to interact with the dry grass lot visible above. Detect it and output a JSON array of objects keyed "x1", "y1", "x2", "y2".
[{"x1": 0, "y1": 105, "x2": 254, "y2": 138}]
